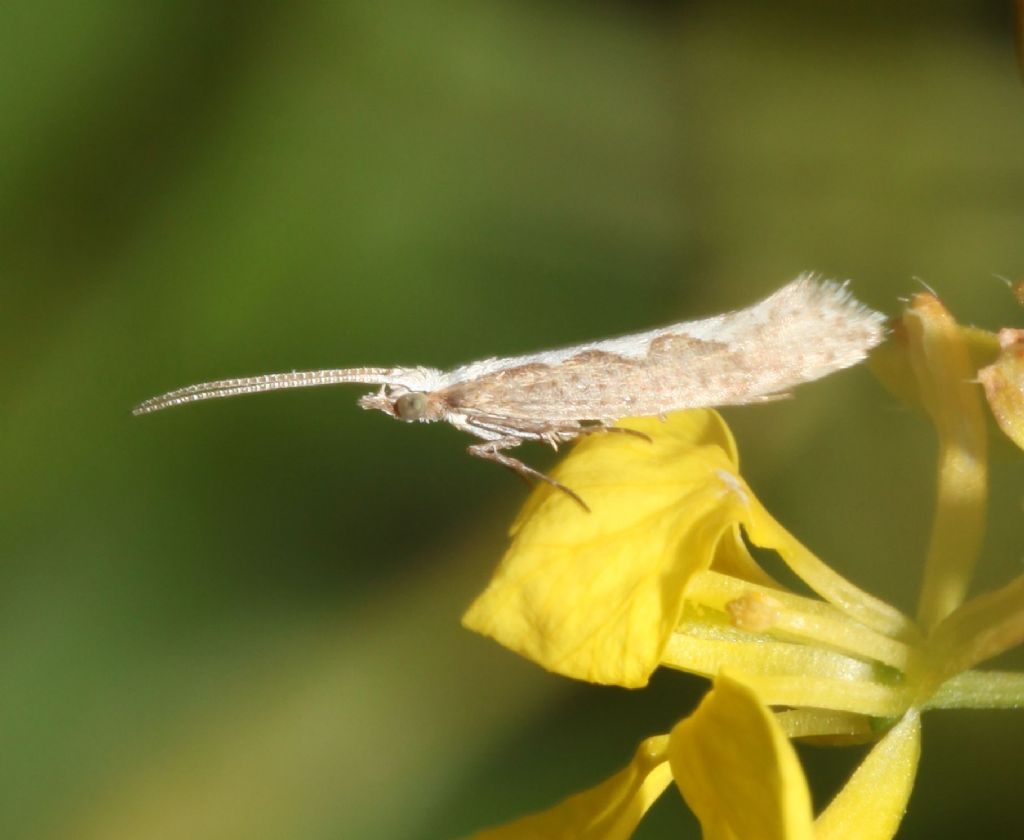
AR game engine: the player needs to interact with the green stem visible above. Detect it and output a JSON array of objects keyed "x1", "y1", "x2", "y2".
[{"x1": 923, "y1": 670, "x2": 1024, "y2": 710}]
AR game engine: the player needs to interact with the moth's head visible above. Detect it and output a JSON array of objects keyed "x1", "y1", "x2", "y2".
[{"x1": 358, "y1": 386, "x2": 445, "y2": 424}]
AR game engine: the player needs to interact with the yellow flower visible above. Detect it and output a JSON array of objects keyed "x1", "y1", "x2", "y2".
[{"x1": 465, "y1": 292, "x2": 1024, "y2": 838}]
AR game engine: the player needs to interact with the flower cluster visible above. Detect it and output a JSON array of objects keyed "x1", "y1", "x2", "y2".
[{"x1": 464, "y1": 292, "x2": 1024, "y2": 839}]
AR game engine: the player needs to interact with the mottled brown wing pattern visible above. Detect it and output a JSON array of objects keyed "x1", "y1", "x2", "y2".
[
  {"x1": 442, "y1": 337, "x2": 753, "y2": 422},
  {"x1": 441, "y1": 282, "x2": 881, "y2": 424}
]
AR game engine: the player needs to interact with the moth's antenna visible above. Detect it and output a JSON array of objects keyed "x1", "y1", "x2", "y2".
[{"x1": 133, "y1": 368, "x2": 405, "y2": 415}]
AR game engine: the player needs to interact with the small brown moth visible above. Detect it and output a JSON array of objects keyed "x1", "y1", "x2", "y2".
[{"x1": 134, "y1": 274, "x2": 885, "y2": 509}]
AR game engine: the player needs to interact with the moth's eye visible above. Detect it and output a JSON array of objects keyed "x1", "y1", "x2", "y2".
[{"x1": 394, "y1": 392, "x2": 428, "y2": 421}]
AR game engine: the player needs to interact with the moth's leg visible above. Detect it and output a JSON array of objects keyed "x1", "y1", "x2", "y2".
[
  {"x1": 578, "y1": 423, "x2": 653, "y2": 443},
  {"x1": 540, "y1": 427, "x2": 584, "y2": 451},
  {"x1": 467, "y1": 438, "x2": 590, "y2": 512}
]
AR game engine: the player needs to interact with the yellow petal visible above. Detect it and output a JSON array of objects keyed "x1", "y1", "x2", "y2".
[
  {"x1": 741, "y1": 498, "x2": 916, "y2": 642},
  {"x1": 736, "y1": 673, "x2": 909, "y2": 718},
  {"x1": 670, "y1": 674, "x2": 814, "y2": 840},
  {"x1": 463, "y1": 410, "x2": 745, "y2": 687},
  {"x1": 709, "y1": 523, "x2": 781, "y2": 588},
  {"x1": 774, "y1": 709, "x2": 873, "y2": 743},
  {"x1": 814, "y1": 709, "x2": 921, "y2": 840},
  {"x1": 470, "y1": 735, "x2": 672, "y2": 840},
  {"x1": 663, "y1": 620, "x2": 881, "y2": 686},
  {"x1": 979, "y1": 328, "x2": 1024, "y2": 451},
  {"x1": 870, "y1": 317, "x2": 997, "y2": 413},
  {"x1": 903, "y1": 293, "x2": 988, "y2": 632},
  {"x1": 929, "y1": 573, "x2": 1024, "y2": 681}
]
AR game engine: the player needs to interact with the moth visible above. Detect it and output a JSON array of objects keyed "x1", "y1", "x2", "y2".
[{"x1": 134, "y1": 274, "x2": 885, "y2": 509}]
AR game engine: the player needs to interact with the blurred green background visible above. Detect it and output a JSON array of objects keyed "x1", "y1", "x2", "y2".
[{"x1": 3, "y1": 1, "x2": 1024, "y2": 838}]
